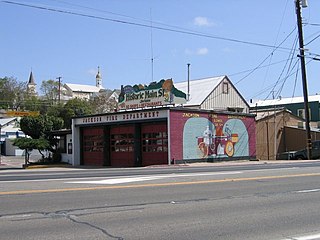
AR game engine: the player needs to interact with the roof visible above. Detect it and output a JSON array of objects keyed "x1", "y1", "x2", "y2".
[
  {"x1": 254, "y1": 108, "x2": 303, "y2": 122},
  {"x1": 250, "y1": 95, "x2": 320, "y2": 107},
  {"x1": 28, "y1": 71, "x2": 35, "y2": 85},
  {"x1": 64, "y1": 83, "x2": 103, "y2": 93},
  {"x1": 0, "y1": 117, "x2": 17, "y2": 127},
  {"x1": 174, "y1": 76, "x2": 226, "y2": 106}
]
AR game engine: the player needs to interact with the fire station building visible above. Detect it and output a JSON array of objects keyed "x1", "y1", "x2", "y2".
[{"x1": 71, "y1": 76, "x2": 256, "y2": 167}]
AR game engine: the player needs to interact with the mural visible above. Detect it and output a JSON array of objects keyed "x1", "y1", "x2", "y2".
[
  {"x1": 118, "y1": 79, "x2": 186, "y2": 110},
  {"x1": 170, "y1": 111, "x2": 255, "y2": 161}
]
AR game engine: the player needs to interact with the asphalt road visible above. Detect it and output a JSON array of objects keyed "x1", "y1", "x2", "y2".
[{"x1": 1, "y1": 162, "x2": 320, "y2": 240}]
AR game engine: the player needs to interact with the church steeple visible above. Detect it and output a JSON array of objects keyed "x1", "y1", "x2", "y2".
[
  {"x1": 27, "y1": 70, "x2": 37, "y2": 96},
  {"x1": 96, "y1": 66, "x2": 102, "y2": 89}
]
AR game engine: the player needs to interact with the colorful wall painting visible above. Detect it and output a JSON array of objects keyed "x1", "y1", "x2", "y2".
[
  {"x1": 118, "y1": 79, "x2": 186, "y2": 110},
  {"x1": 169, "y1": 110, "x2": 256, "y2": 161}
]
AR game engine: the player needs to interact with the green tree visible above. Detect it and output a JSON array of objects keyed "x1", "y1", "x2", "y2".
[
  {"x1": 40, "y1": 79, "x2": 60, "y2": 105},
  {"x1": 14, "y1": 115, "x2": 64, "y2": 162},
  {"x1": 62, "y1": 98, "x2": 92, "y2": 128},
  {"x1": 0, "y1": 76, "x2": 28, "y2": 110},
  {"x1": 90, "y1": 93, "x2": 118, "y2": 114},
  {"x1": 13, "y1": 138, "x2": 50, "y2": 165}
]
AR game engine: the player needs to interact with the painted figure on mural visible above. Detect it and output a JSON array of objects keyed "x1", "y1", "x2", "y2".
[{"x1": 196, "y1": 122, "x2": 239, "y2": 158}]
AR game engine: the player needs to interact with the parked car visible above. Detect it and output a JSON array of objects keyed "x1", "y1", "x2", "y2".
[{"x1": 278, "y1": 140, "x2": 320, "y2": 160}]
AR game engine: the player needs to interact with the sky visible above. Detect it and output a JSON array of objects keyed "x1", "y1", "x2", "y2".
[{"x1": 1, "y1": 0, "x2": 320, "y2": 102}]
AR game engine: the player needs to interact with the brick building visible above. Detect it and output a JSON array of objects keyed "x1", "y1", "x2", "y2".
[{"x1": 70, "y1": 76, "x2": 256, "y2": 167}]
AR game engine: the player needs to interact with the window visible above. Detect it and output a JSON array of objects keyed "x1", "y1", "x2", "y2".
[
  {"x1": 297, "y1": 108, "x2": 311, "y2": 119},
  {"x1": 142, "y1": 131, "x2": 168, "y2": 152},
  {"x1": 83, "y1": 135, "x2": 104, "y2": 152},
  {"x1": 222, "y1": 82, "x2": 229, "y2": 94},
  {"x1": 57, "y1": 135, "x2": 66, "y2": 153},
  {"x1": 110, "y1": 133, "x2": 134, "y2": 152}
]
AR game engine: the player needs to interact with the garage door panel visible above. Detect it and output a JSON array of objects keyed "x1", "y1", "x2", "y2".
[
  {"x1": 82, "y1": 127, "x2": 104, "y2": 166},
  {"x1": 110, "y1": 125, "x2": 135, "y2": 167},
  {"x1": 141, "y1": 123, "x2": 168, "y2": 166}
]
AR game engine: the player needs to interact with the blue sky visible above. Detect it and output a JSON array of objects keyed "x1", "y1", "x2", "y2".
[{"x1": 1, "y1": 0, "x2": 320, "y2": 102}]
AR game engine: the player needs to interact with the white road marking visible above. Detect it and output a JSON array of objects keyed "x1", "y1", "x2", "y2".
[
  {"x1": 0, "y1": 171, "x2": 242, "y2": 184},
  {"x1": 282, "y1": 233, "x2": 320, "y2": 240},
  {"x1": 295, "y1": 189, "x2": 320, "y2": 193},
  {"x1": 66, "y1": 171, "x2": 242, "y2": 185}
]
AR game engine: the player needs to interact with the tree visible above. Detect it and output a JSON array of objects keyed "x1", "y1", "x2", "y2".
[
  {"x1": 0, "y1": 76, "x2": 28, "y2": 110},
  {"x1": 13, "y1": 138, "x2": 50, "y2": 165},
  {"x1": 24, "y1": 96, "x2": 51, "y2": 114},
  {"x1": 15, "y1": 115, "x2": 64, "y2": 162},
  {"x1": 90, "y1": 94, "x2": 118, "y2": 114},
  {"x1": 40, "y1": 79, "x2": 68, "y2": 105},
  {"x1": 61, "y1": 98, "x2": 92, "y2": 128}
]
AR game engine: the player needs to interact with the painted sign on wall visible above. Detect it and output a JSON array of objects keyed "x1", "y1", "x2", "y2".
[
  {"x1": 170, "y1": 110, "x2": 256, "y2": 161},
  {"x1": 118, "y1": 79, "x2": 186, "y2": 110}
]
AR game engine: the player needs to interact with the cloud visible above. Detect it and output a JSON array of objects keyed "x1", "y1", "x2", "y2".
[
  {"x1": 193, "y1": 17, "x2": 215, "y2": 27},
  {"x1": 87, "y1": 68, "x2": 97, "y2": 76},
  {"x1": 196, "y1": 48, "x2": 209, "y2": 55},
  {"x1": 222, "y1": 47, "x2": 232, "y2": 53},
  {"x1": 185, "y1": 47, "x2": 209, "y2": 56}
]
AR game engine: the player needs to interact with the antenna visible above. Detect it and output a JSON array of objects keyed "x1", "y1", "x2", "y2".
[
  {"x1": 187, "y1": 63, "x2": 190, "y2": 101},
  {"x1": 150, "y1": 8, "x2": 154, "y2": 82}
]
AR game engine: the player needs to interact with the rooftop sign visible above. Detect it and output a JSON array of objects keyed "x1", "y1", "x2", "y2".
[{"x1": 118, "y1": 79, "x2": 186, "y2": 110}]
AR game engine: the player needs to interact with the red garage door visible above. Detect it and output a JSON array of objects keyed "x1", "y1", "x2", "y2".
[
  {"x1": 82, "y1": 127, "x2": 104, "y2": 166},
  {"x1": 110, "y1": 125, "x2": 135, "y2": 167},
  {"x1": 141, "y1": 123, "x2": 168, "y2": 166}
]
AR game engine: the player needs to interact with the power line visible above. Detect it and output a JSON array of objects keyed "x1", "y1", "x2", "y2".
[
  {"x1": 306, "y1": 23, "x2": 320, "y2": 26},
  {"x1": 234, "y1": 27, "x2": 297, "y2": 85},
  {"x1": 2, "y1": 0, "x2": 296, "y2": 51}
]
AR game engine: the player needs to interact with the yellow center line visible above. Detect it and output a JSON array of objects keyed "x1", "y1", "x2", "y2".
[{"x1": 1, "y1": 172, "x2": 320, "y2": 195}]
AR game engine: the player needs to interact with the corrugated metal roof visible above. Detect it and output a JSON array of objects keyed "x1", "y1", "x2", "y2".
[
  {"x1": 0, "y1": 117, "x2": 16, "y2": 127},
  {"x1": 175, "y1": 76, "x2": 225, "y2": 106},
  {"x1": 65, "y1": 83, "x2": 102, "y2": 93},
  {"x1": 250, "y1": 95, "x2": 320, "y2": 107}
]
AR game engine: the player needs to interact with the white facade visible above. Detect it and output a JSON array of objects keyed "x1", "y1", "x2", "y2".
[
  {"x1": 175, "y1": 76, "x2": 249, "y2": 113},
  {"x1": 64, "y1": 83, "x2": 102, "y2": 100}
]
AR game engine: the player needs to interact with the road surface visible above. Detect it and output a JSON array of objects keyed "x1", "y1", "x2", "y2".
[{"x1": 1, "y1": 161, "x2": 320, "y2": 240}]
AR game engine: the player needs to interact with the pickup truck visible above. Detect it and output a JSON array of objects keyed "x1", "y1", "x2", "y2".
[{"x1": 278, "y1": 140, "x2": 320, "y2": 160}]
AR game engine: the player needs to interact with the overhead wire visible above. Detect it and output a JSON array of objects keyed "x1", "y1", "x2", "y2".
[
  {"x1": 269, "y1": 35, "x2": 299, "y2": 99},
  {"x1": 234, "y1": 27, "x2": 297, "y2": 86},
  {"x1": 260, "y1": 0, "x2": 290, "y2": 93},
  {"x1": 2, "y1": 0, "x2": 297, "y2": 52},
  {"x1": 2, "y1": 0, "x2": 314, "y2": 111}
]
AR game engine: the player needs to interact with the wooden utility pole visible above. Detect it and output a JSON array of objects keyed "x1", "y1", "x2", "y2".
[
  {"x1": 57, "y1": 77, "x2": 62, "y2": 103},
  {"x1": 295, "y1": 0, "x2": 312, "y2": 159}
]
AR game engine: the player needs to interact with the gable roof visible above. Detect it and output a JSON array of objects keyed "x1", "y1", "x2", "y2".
[
  {"x1": 64, "y1": 83, "x2": 102, "y2": 93},
  {"x1": 251, "y1": 95, "x2": 320, "y2": 107},
  {"x1": 254, "y1": 108, "x2": 303, "y2": 122},
  {"x1": 0, "y1": 117, "x2": 17, "y2": 127},
  {"x1": 174, "y1": 76, "x2": 226, "y2": 106}
]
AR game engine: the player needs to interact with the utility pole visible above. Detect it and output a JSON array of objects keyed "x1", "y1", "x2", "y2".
[
  {"x1": 295, "y1": 0, "x2": 312, "y2": 159},
  {"x1": 56, "y1": 77, "x2": 62, "y2": 104}
]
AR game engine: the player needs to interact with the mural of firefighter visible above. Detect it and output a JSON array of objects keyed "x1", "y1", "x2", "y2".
[{"x1": 169, "y1": 110, "x2": 255, "y2": 161}]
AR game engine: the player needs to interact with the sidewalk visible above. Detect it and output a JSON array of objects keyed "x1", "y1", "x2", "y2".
[
  {"x1": 0, "y1": 156, "x2": 25, "y2": 169},
  {"x1": 1, "y1": 155, "x2": 320, "y2": 170}
]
